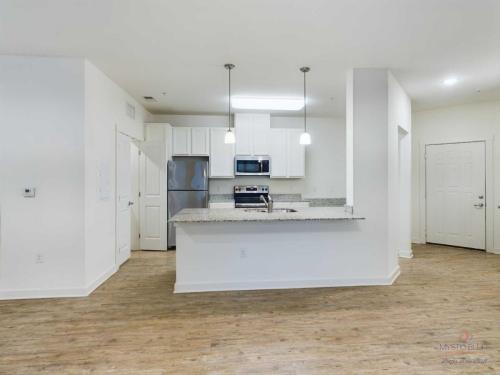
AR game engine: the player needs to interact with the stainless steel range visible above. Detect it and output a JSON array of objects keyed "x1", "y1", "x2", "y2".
[{"x1": 234, "y1": 185, "x2": 269, "y2": 208}]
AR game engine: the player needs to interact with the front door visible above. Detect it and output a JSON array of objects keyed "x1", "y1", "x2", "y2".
[
  {"x1": 426, "y1": 141, "x2": 486, "y2": 249},
  {"x1": 116, "y1": 132, "x2": 132, "y2": 266}
]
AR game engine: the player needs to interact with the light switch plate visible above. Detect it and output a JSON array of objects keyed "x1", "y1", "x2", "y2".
[{"x1": 23, "y1": 187, "x2": 36, "y2": 198}]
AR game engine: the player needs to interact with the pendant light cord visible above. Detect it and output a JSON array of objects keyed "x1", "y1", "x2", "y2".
[
  {"x1": 303, "y1": 69, "x2": 307, "y2": 133},
  {"x1": 224, "y1": 64, "x2": 235, "y2": 131},
  {"x1": 228, "y1": 66, "x2": 232, "y2": 131},
  {"x1": 300, "y1": 66, "x2": 310, "y2": 133}
]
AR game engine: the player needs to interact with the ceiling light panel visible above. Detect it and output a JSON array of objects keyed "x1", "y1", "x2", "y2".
[{"x1": 231, "y1": 96, "x2": 304, "y2": 111}]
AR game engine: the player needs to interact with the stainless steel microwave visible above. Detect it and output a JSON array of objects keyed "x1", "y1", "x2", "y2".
[{"x1": 234, "y1": 155, "x2": 271, "y2": 176}]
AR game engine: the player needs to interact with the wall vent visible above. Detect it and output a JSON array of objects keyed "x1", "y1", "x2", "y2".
[
  {"x1": 143, "y1": 96, "x2": 158, "y2": 103},
  {"x1": 126, "y1": 102, "x2": 136, "y2": 120}
]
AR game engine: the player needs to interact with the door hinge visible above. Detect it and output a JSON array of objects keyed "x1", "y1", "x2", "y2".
[
  {"x1": 138, "y1": 150, "x2": 142, "y2": 156},
  {"x1": 139, "y1": 192, "x2": 141, "y2": 197},
  {"x1": 139, "y1": 233, "x2": 141, "y2": 239}
]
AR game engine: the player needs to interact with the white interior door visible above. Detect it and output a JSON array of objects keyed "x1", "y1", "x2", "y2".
[
  {"x1": 116, "y1": 132, "x2": 132, "y2": 266},
  {"x1": 140, "y1": 124, "x2": 168, "y2": 250},
  {"x1": 130, "y1": 142, "x2": 140, "y2": 250},
  {"x1": 426, "y1": 141, "x2": 486, "y2": 249}
]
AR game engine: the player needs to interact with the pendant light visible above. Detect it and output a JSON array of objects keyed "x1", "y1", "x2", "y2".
[
  {"x1": 299, "y1": 66, "x2": 311, "y2": 145},
  {"x1": 224, "y1": 63, "x2": 236, "y2": 144}
]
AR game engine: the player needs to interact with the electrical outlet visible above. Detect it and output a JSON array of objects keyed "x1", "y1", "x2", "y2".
[
  {"x1": 24, "y1": 187, "x2": 36, "y2": 198},
  {"x1": 35, "y1": 253, "x2": 44, "y2": 264},
  {"x1": 240, "y1": 249, "x2": 247, "y2": 259}
]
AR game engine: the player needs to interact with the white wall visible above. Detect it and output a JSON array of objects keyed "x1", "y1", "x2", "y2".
[
  {"x1": 148, "y1": 114, "x2": 346, "y2": 198},
  {"x1": 0, "y1": 56, "x2": 86, "y2": 296},
  {"x1": 412, "y1": 100, "x2": 500, "y2": 254},
  {"x1": 0, "y1": 56, "x2": 147, "y2": 299},
  {"x1": 388, "y1": 73, "x2": 412, "y2": 259},
  {"x1": 84, "y1": 60, "x2": 146, "y2": 286},
  {"x1": 346, "y1": 68, "x2": 411, "y2": 278}
]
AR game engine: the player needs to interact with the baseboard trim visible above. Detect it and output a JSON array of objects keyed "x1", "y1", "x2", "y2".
[
  {"x1": 0, "y1": 265, "x2": 117, "y2": 301},
  {"x1": 399, "y1": 251, "x2": 414, "y2": 258},
  {"x1": 0, "y1": 287, "x2": 88, "y2": 300},
  {"x1": 175, "y1": 267, "x2": 401, "y2": 293},
  {"x1": 86, "y1": 264, "x2": 118, "y2": 295}
]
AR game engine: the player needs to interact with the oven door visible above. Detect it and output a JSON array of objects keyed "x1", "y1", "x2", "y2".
[{"x1": 235, "y1": 156, "x2": 270, "y2": 176}]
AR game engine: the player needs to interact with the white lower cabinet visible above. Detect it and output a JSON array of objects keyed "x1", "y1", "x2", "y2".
[
  {"x1": 209, "y1": 128, "x2": 235, "y2": 178},
  {"x1": 269, "y1": 128, "x2": 305, "y2": 178}
]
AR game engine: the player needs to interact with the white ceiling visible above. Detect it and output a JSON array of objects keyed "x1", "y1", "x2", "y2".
[{"x1": 1, "y1": 0, "x2": 500, "y2": 116}]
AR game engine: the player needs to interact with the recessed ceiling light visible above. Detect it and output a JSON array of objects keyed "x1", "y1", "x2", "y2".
[
  {"x1": 443, "y1": 77, "x2": 459, "y2": 86},
  {"x1": 232, "y1": 96, "x2": 304, "y2": 111}
]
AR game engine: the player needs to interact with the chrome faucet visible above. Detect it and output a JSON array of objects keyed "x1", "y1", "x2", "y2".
[{"x1": 260, "y1": 194, "x2": 273, "y2": 213}]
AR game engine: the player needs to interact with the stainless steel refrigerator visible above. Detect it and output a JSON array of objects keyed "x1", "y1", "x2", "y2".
[{"x1": 167, "y1": 157, "x2": 209, "y2": 248}]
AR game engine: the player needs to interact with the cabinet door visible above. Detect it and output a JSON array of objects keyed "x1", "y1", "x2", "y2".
[
  {"x1": 234, "y1": 114, "x2": 253, "y2": 155},
  {"x1": 269, "y1": 129, "x2": 287, "y2": 178},
  {"x1": 210, "y1": 128, "x2": 235, "y2": 178},
  {"x1": 191, "y1": 127, "x2": 209, "y2": 155},
  {"x1": 172, "y1": 127, "x2": 191, "y2": 155},
  {"x1": 286, "y1": 129, "x2": 305, "y2": 178},
  {"x1": 252, "y1": 114, "x2": 271, "y2": 155}
]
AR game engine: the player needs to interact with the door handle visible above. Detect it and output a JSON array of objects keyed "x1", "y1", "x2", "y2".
[
  {"x1": 128, "y1": 201, "x2": 134, "y2": 206},
  {"x1": 473, "y1": 203, "x2": 484, "y2": 208}
]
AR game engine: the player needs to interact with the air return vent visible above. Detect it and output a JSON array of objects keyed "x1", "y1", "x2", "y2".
[
  {"x1": 126, "y1": 102, "x2": 136, "y2": 120},
  {"x1": 143, "y1": 96, "x2": 158, "y2": 103}
]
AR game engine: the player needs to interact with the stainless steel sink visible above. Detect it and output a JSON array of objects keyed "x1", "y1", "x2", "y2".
[
  {"x1": 243, "y1": 208, "x2": 297, "y2": 213},
  {"x1": 272, "y1": 208, "x2": 298, "y2": 213},
  {"x1": 243, "y1": 208, "x2": 268, "y2": 213}
]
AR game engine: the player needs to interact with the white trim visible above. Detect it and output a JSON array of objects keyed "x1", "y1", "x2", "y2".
[
  {"x1": 175, "y1": 266, "x2": 401, "y2": 293},
  {"x1": 0, "y1": 287, "x2": 88, "y2": 300},
  {"x1": 0, "y1": 265, "x2": 117, "y2": 300},
  {"x1": 85, "y1": 264, "x2": 118, "y2": 295},
  {"x1": 399, "y1": 251, "x2": 414, "y2": 258}
]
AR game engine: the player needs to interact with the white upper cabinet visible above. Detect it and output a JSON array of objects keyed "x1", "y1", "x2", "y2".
[
  {"x1": 252, "y1": 114, "x2": 271, "y2": 155},
  {"x1": 191, "y1": 127, "x2": 210, "y2": 155},
  {"x1": 286, "y1": 129, "x2": 305, "y2": 178},
  {"x1": 209, "y1": 128, "x2": 235, "y2": 178},
  {"x1": 235, "y1": 114, "x2": 253, "y2": 155},
  {"x1": 269, "y1": 128, "x2": 305, "y2": 178},
  {"x1": 172, "y1": 127, "x2": 209, "y2": 156},
  {"x1": 172, "y1": 127, "x2": 191, "y2": 155},
  {"x1": 269, "y1": 129, "x2": 287, "y2": 178},
  {"x1": 234, "y1": 113, "x2": 270, "y2": 155}
]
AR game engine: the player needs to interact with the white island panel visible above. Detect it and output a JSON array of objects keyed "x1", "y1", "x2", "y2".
[{"x1": 174, "y1": 219, "x2": 399, "y2": 293}]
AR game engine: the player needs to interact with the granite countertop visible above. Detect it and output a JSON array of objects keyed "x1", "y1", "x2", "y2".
[
  {"x1": 209, "y1": 194, "x2": 346, "y2": 207},
  {"x1": 170, "y1": 207, "x2": 364, "y2": 223}
]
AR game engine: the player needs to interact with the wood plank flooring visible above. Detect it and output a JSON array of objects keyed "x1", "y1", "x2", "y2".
[{"x1": 1, "y1": 244, "x2": 499, "y2": 374}]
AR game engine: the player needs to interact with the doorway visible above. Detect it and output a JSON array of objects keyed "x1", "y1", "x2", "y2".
[
  {"x1": 116, "y1": 132, "x2": 134, "y2": 266},
  {"x1": 425, "y1": 141, "x2": 486, "y2": 250}
]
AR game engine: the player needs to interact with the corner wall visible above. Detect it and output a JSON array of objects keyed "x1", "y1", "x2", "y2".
[
  {"x1": 83, "y1": 61, "x2": 147, "y2": 289},
  {"x1": 0, "y1": 56, "x2": 148, "y2": 299},
  {"x1": 346, "y1": 68, "x2": 412, "y2": 278},
  {"x1": 0, "y1": 56, "x2": 86, "y2": 297}
]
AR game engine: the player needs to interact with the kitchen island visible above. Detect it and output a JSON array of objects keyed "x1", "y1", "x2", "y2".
[{"x1": 170, "y1": 207, "x2": 400, "y2": 293}]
